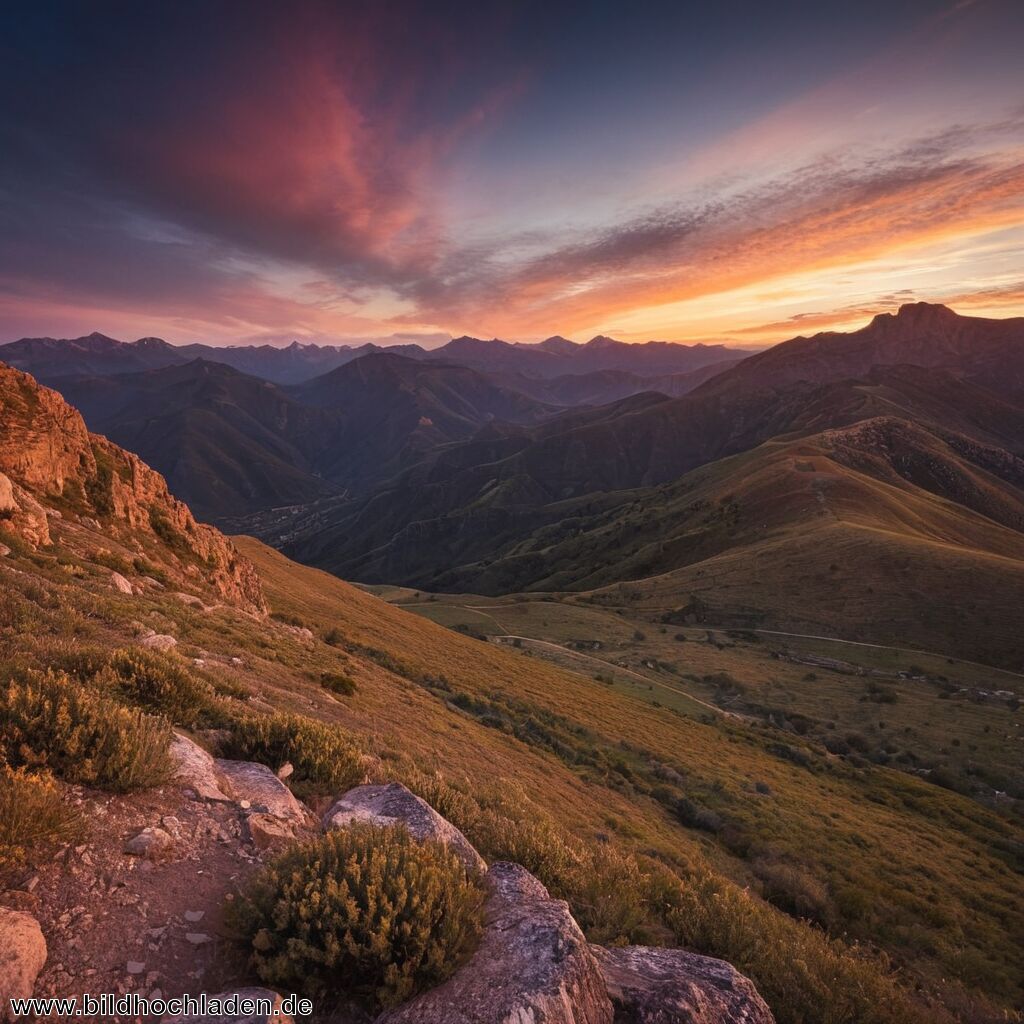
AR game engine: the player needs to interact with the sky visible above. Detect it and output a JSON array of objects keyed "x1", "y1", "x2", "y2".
[{"x1": 1, "y1": 0, "x2": 1023, "y2": 349}]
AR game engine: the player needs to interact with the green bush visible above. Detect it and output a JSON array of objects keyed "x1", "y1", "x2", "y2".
[
  {"x1": 222, "y1": 713, "x2": 364, "y2": 797},
  {"x1": 52, "y1": 646, "x2": 226, "y2": 727},
  {"x1": 320, "y1": 671, "x2": 357, "y2": 697},
  {"x1": 103, "y1": 648, "x2": 224, "y2": 725},
  {"x1": 231, "y1": 824, "x2": 485, "y2": 1011},
  {"x1": 0, "y1": 671, "x2": 172, "y2": 791},
  {"x1": 0, "y1": 765, "x2": 80, "y2": 866}
]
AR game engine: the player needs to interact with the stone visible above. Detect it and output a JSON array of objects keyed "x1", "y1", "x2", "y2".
[
  {"x1": 215, "y1": 760, "x2": 306, "y2": 823},
  {"x1": 0, "y1": 908, "x2": 47, "y2": 1016},
  {"x1": 378, "y1": 862, "x2": 612, "y2": 1024},
  {"x1": 174, "y1": 592, "x2": 205, "y2": 608},
  {"x1": 110, "y1": 571, "x2": 134, "y2": 595},
  {"x1": 184, "y1": 910, "x2": 205, "y2": 923},
  {"x1": 243, "y1": 813, "x2": 297, "y2": 852},
  {"x1": 323, "y1": 782, "x2": 485, "y2": 873},
  {"x1": 161, "y1": 988, "x2": 294, "y2": 1024},
  {"x1": 126, "y1": 961, "x2": 145, "y2": 975},
  {"x1": 169, "y1": 733, "x2": 233, "y2": 803},
  {"x1": 142, "y1": 633, "x2": 177, "y2": 651},
  {"x1": 124, "y1": 827, "x2": 175, "y2": 861},
  {"x1": 185, "y1": 933, "x2": 212, "y2": 946},
  {"x1": 0, "y1": 472, "x2": 16, "y2": 514},
  {"x1": 275, "y1": 762, "x2": 294, "y2": 781},
  {"x1": 0, "y1": 544, "x2": 9, "y2": 557},
  {"x1": 592, "y1": 945, "x2": 776, "y2": 1024}
]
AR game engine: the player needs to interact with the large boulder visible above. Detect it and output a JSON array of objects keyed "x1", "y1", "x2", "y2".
[
  {"x1": 0, "y1": 908, "x2": 47, "y2": 1016},
  {"x1": 592, "y1": 945, "x2": 775, "y2": 1024},
  {"x1": 215, "y1": 759, "x2": 307, "y2": 824},
  {"x1": 323, "y1": 782, "x2": 485, "y2": 873},
  {"x1": 162, "y1": 987, "x2": 294, "y2": 1023},
  {"x1": 378, "y1": 862, "x2": 613, "y2": 1024},
  {"x1": 169, "y1": 733, "x2": 233, "y2": 803}
]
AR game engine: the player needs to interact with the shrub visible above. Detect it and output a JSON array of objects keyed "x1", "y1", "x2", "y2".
[
  {"x1": 0, "y1": 672, "x2": 172, "y2": 791},
  {"x1": 0, "y1": 765, "x2": 80, "y2": 866},
  {"x1": 320, "y1": 671, "x2": 357, "y2": 697},
  {"x1": 222, "y1": 713, "x2": 363, "y2": 797},
  {"x1": 231, "y1": 824, "x2": 485, "y2": 1011},
  {"x1": 53, "y1": 646, "x2": 226, "y2": 727}
]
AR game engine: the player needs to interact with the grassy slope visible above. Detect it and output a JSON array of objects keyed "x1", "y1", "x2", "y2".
[
  {"x1": 2, "y1": 511, "x2": 1019, "y2": 1020},
  {"x1": 487, "y1": 434, "x2": 1024, "y2": 669},
  {"x1": 237, "y1": 538, "x2": 1023, "y2": 1014}
]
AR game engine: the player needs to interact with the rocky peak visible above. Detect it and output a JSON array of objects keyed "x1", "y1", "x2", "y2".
[{"x1": 0, "y1": 361, "x2": 265, "y2": 613}]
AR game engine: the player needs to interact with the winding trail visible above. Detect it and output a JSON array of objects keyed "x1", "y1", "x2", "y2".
[{"x1": 489, "y1": 633, "x2": 743, "y2": 719}]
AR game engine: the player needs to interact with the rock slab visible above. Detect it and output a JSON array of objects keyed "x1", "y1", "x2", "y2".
[
  {"x1": 378, "y1": 861, "x2": 613, "y2": 1024},
  {"x1": 323, "y1": 782, "x2": 485, "y2": 873},
  {"x1": 0, "y1": 908, "x2": 47, "y2": 1014},
  {"x1": 592, "y1": 945, "x2": 776, "y2": 1024},
  {"x1": 215, "y1": 759, "x2": 306, "y2": 824}
]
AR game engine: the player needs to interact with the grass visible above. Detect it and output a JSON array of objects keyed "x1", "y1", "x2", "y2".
[{"x1": 0, "y1": 527, "x2": 1019, "y2": 1023}]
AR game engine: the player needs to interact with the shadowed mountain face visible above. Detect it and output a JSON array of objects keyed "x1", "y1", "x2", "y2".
[
  {"x1": 271, "y1": 305, "x2": 1024, "y2": 666},
  {"x1": 8, "y1": 303, "x2": 1024, "y2": 664},
  {"x1": 50, "y1": 353, "x2": 560, "y2": 520}
]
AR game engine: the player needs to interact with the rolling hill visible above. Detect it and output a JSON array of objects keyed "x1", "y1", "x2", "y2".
[{"x1": 276, "y1": 306, "x2": 1024, "y2": 667}]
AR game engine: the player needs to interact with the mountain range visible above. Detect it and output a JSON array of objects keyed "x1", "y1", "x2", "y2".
[
  {"x1": 3, "y1": 313, "x2": 1020, "y2": 1024},
  {"x1": 3, "y1": 302, "x2": 1023, "y2": 666},
  {"x1": 0, "y1": 329, "x2": 745, "y2": 385}
]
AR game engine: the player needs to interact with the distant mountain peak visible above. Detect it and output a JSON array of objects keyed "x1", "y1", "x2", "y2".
[
  {"x1": 536, "y1": 335, "x2": 578, "y2": 354},
  {"x1": 870, "y1": 302, "x2": 959, "y2": 330}
]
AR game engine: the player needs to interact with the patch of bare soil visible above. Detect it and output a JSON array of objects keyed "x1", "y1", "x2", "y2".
[{"x1": 1, "y1": 783, "x2": 304, "y2": 1020}]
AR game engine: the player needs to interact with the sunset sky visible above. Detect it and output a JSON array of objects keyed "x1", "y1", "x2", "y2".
[{"x1": 1, "y1": 0, "x2": 1023, "y2": 348}]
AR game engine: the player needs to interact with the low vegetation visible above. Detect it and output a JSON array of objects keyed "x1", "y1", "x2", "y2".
[
  {"x1": 0, "y1": 764, "x2": 80, "y2": 866},
  {"x1": 221, "y1": 712, "x2": 364, "y2": 798},
  {"x1": 0, "y1": 671, "x2": 173, "y2": 791},
  {"x1": 231, "y1": 823, "x2": 485, "y2": 1011}
]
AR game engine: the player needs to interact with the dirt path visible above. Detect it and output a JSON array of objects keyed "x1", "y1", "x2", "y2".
[
  {"x1": 490, "y1": 634, "x2": 742, "y2": 719},
  {"x1": 1, "y1": 784, "x2": 291, "y2": 1017}
]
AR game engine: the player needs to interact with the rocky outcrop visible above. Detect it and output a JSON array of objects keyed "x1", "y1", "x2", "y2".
[
  {"x1": 0, "y1": 908, "x2": 47, "y2": 1015},
  {"x1": 592, "y1": 946, "x2": 775, "y2": 1024},
  {"x1": 0, "y1": 361, "x2": 265, "y2": 613},
  {"x1": 323, "y1": 782, "x2": 486, "y2": 873},
  {"x1": 162, "y1": 988, "x2": 294, "y2": 1024},
  {"x1": 378, "y1": 862, "x2": 613, "y2": 1024}
]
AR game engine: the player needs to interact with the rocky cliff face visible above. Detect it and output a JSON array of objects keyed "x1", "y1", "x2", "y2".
[{"x1": 0, "y1": 361, "x2": 265, "y2": 613}]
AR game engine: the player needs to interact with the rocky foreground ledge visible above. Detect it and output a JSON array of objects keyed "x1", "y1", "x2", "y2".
[{"x1": 0, "y1": 738, "x2": 774, "y2": 1024}]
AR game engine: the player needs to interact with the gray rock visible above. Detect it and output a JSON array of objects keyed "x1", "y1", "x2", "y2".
[
  {"x1": 110, "y1": 571, "x2": 134, "y2": 595},
  {"x1": 378, "y1": 862, "x2": 612, "y2": 1024},
  {"x1": 169, "y1": 733, "x2": 233, "y2": 803},
  {"x1": 592, "y1": 945, "x2": 776, "y2": 1024},
  {"x1": 142, "y1": 634, "x2": 178, "y2": 651},
  {"x1": 161, "y1": 987, "x2": 294, "y2": 1023},
  {"x1": 215, "y1": 760, "x2": 307, "y2": 824},
  {"x1": 124, "y1": 827, "x2": 175, "y2": 860},
  {"x1": 0, "y1": 908, "x2": 47, "y2": 1017},
  {"x1": 323, "y1": 782, "x2": 485, "y2": 873}
]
